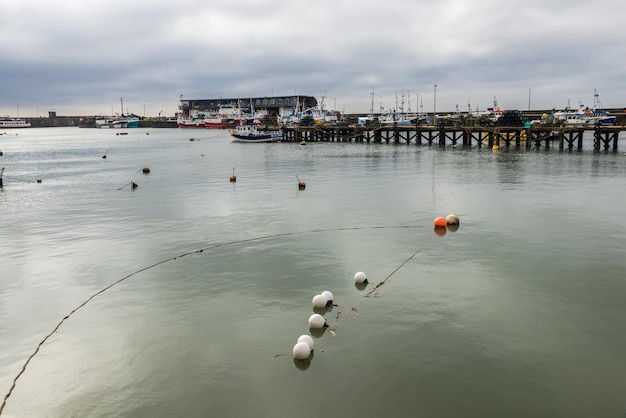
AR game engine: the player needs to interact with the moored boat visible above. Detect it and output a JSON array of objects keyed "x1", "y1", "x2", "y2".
[
  {"x1": 95, "y1": 116, "x2": 128, "y2": 128},
  {"x1": 230, "y1": 124, "x2": 283, "y2": 143},
  {"x1": 0, "y1": 118, "x2": 31, "y2": 128},
  {"x1": 204, "y1": 104, "x2": 252, "y2": 129},
  {"x1": 553, "y1": 90, "x2": 616, "y2": 126},
  {"x1": 126, "y1": 116, "x2": 140, "y2": 128},
  {"x1": 177, "y1": 112, "x2": 206, "y2": 128}
]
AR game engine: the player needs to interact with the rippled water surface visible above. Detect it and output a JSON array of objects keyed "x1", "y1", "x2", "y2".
[{"x1": 1, "y1": 127, "x2": 626, "y2": 417}]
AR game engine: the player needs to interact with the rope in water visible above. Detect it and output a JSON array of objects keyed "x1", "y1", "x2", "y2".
[
  {"x1": 0, "y1": 175, "x2": 39, "y2": 184},
  {"x1": 331, "y1": 246, "x2": 423, "y2": 329},
  {"x1": 0, "y1": 224, "x2": 422, "y2": 415}
]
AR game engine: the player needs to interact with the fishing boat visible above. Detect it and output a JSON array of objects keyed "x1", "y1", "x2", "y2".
[
  {"x1": 553, "y1": 90, "x2": 616, "y2": 126},
  {"x1": 177, "y1": 112, "x2": 207, "y2": 128},
  {"x1": 230, "y1": 124, "x2": 283, "y2": 143},
  {"x1": 204, "y1": 104, "x2": 251, "y2": 129},
  {"x1": 95, "y1": 116, "x2": 128, "y2": 129},
  {"x1": 380, "y1": 111, "x2": 413, "y2": 126},
  {"x1": 0, "y1": 118, "x2": 31, "y2": 128},
  {"x1": 126, "y1": 116, "x2": 140, "y2": 128}
]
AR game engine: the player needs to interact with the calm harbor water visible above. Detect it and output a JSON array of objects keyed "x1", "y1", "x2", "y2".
[{"x1": 1, "y1": 127, "x2": 626, "y2": 417}]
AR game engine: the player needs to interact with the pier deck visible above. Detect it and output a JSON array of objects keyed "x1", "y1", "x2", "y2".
[{"x1": 280, "y1": 124, "x2": 626, "y2": 151}]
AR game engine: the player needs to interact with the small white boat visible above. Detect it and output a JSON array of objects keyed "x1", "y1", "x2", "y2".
[
  {"x1": 95, "y1": 116, "x2": 128, "y2": 129},
  {"x1": 0, "y1": 118, "x2": 31, "y2": 128},
  {"x1": 380, "y1": 112, "x2": 414, "y2": 126},
  {"x1": 230, "y1": 124, "x2": 282, "y2": 143}
]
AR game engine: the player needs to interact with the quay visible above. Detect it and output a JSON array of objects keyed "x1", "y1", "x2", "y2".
[{"x1": 280, "y1": 124, "x2": 626, "y2": 151}]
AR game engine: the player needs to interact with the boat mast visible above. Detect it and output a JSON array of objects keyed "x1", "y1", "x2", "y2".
[
  {"x1": 408, "y1": 91, "x2": 411, "y2": 114},
  {"x1": 593, "y1": 88, "x2": 602, "y2": 109}
]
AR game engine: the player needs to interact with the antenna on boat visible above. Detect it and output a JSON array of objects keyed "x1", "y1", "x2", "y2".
[{"x1": 593, "y1": 88, "x2": 603, "y2": 109}]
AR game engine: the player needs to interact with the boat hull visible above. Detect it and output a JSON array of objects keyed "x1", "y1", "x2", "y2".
[
  {"x1": 177, "y1": 120, "x2": 205, "y2": 128},
  {"x1": 205, "y1": 121, "x2": 230, "y2": 129},
  {"x1": 231, "y1": 134, "x2": 282, "y2": 143}
]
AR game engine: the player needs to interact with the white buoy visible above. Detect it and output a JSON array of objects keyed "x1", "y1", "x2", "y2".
[
  {"x1": 321, "y1": 290, "x2": 334, "y2": 306},
  {"x1": 445, "y1": 213, "x2": 460, "y2": 225},
  {"x1": 312, "y1": 294, "x2": 327, "y2": 308},
  {"x1": 293, "y1": 342, "x2": 312, "y2": 359},
  {"x1": 308, "y1": 313, "x2": 327, "y2": 329},
  {"x1": 354, "y1": 271, "x2": 368, "y2": 284},
  {"x1": 297, "y1": 334, "x2": 315, "y2": 350}
]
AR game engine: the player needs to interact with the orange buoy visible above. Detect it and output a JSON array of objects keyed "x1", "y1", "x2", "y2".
[
  {"x1": 230, "y1": 167, "x2": 236, "y2": 183},
  {"x1": 434, "y1": 217, "x2": 447, "y2": 228}
]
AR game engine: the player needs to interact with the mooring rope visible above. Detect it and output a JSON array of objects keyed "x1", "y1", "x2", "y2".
[
  {"x1": 0, "y1": 224, "x2": 422, "y2": 415},
  {"x1": 1, "y1": 175, "x2": 39, "y2": 184},
  {"x1": 331, "y1": 246, "x2": 423, "y2": 329}
]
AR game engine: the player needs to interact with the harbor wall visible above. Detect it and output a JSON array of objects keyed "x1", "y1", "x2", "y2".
[{"x1": 22, "y1": 117, "x2": 178, "y2": 128}]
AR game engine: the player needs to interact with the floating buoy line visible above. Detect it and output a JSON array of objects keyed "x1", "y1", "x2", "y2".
[
  {"x1": 0, "y1": 224, "x2": 430, "y2": 414},
  {"x1": 186, "y1": 132, "x2": 225, "y2": 142},
  {"x1": 0, "y1": 174, "x2": 43, "y2": 184},
  {"x1": 117, "y1": 181, "x2": 138, "y2": 190},
  {"x1": 273, "y1": 246, "x2": 424, "y2": 366}
]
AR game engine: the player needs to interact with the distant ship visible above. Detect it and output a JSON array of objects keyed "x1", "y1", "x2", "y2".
[{"x1": 0, "y1": 117, "x2": 31, "y2": 128}]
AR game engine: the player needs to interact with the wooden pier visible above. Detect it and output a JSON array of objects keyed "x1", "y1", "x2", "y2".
[{"x1": 281, "y1": 124, "x2": 626, "y2": 151}]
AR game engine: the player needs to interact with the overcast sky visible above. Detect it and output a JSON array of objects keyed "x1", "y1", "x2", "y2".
[{"x1": 2, "y1": 0, "x2": 625, "y2": 117}]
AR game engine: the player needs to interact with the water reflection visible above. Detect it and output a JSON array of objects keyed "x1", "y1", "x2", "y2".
[{"x1": 293, "y1": 351, "x2": 314, "y2": 371}]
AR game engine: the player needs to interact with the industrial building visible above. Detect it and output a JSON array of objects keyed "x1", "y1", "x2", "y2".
[{"x1": 178, "y1": 95, "x2": 318, "y2": 117}]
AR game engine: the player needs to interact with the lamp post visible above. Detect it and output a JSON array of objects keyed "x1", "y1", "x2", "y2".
[
  {"x1": 433, "y1": 83, "x2": 437, "y2": 125},
  {"x1": 528, "y1": 88, "x2": 531, "y2": 111}
]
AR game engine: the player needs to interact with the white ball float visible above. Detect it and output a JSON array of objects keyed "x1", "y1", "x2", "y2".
[
  {"x1": 354, "y1": 271, "x2": 368, "y2": 284},
  {"x1": 321, "y1": 290, "x2": 334, "y2": 306},
  {"x1": 308, "y1": 313, "x2": 328, "y2": 329},
  {"x1": 293, "y1": 341, "x2": 312, "y2": 359},
  {"x1": 297, "y1": 334, "x2": 315, "y2": 350},
  {"x1": 312, "y1": 294, "x2": 327, "y2": 308},
  {"x1": 445, "y1": 213, "x2": 460, "y2": 225}
]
